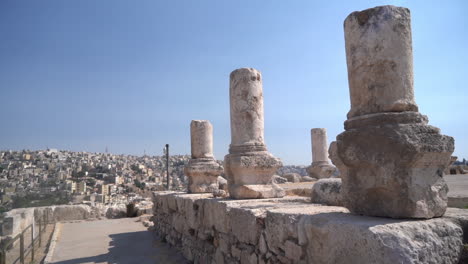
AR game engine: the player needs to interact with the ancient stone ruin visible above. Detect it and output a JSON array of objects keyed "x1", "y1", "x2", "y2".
[
  {"x1": 224, "y1": 68, "x2": 284, "y2": 199},
  {"x1": 184, "y1": 120, "x2": 223, "y2": 193},
  {"x1": 151, "y1": 5, "x2": 467, "y2": 264},
  {"x1": 307, "y1": 128, "x2": 337, "y2": 178},
  {"x1": 334, "y1": 5, "x2": 455, "y2": 218}
]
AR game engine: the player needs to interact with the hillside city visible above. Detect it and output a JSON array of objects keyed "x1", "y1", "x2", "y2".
[
  {"x1": 0, "y1": 149, "x2": 311, "y2": 214},
  {"x1": 0, "y1": 149, "x2": 191, "y2": 213}
]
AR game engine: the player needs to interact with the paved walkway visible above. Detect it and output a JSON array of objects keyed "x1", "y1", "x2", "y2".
[
  {"x1": 48, "y1": 218, "x2": 188, "y2": 264},
  {"x1": 445, "y1": 174, "x2": 468, "y2": 197}
]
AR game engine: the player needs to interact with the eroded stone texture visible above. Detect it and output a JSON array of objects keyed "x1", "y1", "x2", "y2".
[
  {"x1": 152, "y1": 192, "x2": 466, "y2": 264},
  {"x1": 344, "y1": 5, "x2": 418, "y2": 119},
  {"x1": 338, "y1": 6, "x2": 454, "y2": 218},
  {"x1": 307, "y1": 128, "x2": 337, "y2": 179},
  {"x1": 185, "y1": 120, "x2": 223, "y2": 193},
  {"x1": 311, "y1": 178, "x2": 343, "y2": 206},
  {"x1": 224, "y1": 68, "x2": 284, "y2": 199}
]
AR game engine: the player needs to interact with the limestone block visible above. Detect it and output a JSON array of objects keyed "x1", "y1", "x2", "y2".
[
  {"x1": 301, "y1": 176, "x2": 315, "y2": 182},
  {"x1": 225, "y1": 151, "x2": 284, "y2": 199},
  {"x1": 344, "y1": 5, "x2": 418, "y2": 118},
  {"x1": 337, "y1": 112, "x2": 453, "y2": 218},
  {"x1": 229, "y1": 207, "x2": 263, "y2": 245},
  {"x1": 218, "y1": 176, "x2": 228, "y2": 191},
  {"x1": 271, "y1": 175, "x2": 288, "y2": 184},
  {"x1": 283, "y1": 173, "x2": 301, "y2": 183},
  {"x1": 306, "y1": 164, "x2": 337, "y2": 179},
  {"x1": 185, "y1": 158, "x2": 223, "y2": 193},
  {"x1": 298, "y1": 212, "x2": 463, "y2": 264},
  {"x1": 328, "y1": 141, "x2": 344, "y2": 178},
  {"x1": 202, "y1": 199, "x2": 231, "y2": 233},
  {"x1": 284, "y1": 240, "x2": 302, "y2": 263},
  {"x1": 311, "y1": 178, "x2": 343, "y2": 206}
]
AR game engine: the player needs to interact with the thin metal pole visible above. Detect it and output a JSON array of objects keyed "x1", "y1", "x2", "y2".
[
  {"x1": 31, "y1": 225, "x2": 34, "y2": 262},
  {"x1": 166, "y1": 144, "x2": 170, "y2": 190},
  {"x1": 20, "y1": 232, "x2": 24, "y2": 264},
  {"x1": 39, "y1": 221, "x2": 42, "y2": 247}
]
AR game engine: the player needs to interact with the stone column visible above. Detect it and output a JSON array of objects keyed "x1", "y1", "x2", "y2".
[
  {"x1": 224, "y1": 68, "x2": 284, "y2": 199},
  {"x1": 335, "y1": 5, "x2": 454, "y2": 218},
  {"x1": 344, "y1": 5, "x2": 418, "y2": 119},
  {"x1": 184, "y1": 120, "x2": 223, "y2": 193},
  {"x1": 307, "y1": 128, "x2": 337, "y2": 178}
]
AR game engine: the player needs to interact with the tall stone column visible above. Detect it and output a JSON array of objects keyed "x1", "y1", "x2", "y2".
[
  {"x1": 184, "y1": 120, "x2": 223, "y2": 193},
  {"x1": 307, "y1": 128, "x2": 337, "y2": 178},
  {"x1": 335, "y1": 5, "x2": 454, "y2": 218},
  {"x1": 224, "y1": 68, "x2": 284, "y2": 199}
]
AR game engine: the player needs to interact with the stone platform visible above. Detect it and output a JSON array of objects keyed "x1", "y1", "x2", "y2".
[{"x1": 152, "y1": 191, "x2": 468, "y2": 264}]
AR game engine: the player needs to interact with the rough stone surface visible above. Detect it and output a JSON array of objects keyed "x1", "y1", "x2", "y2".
[
  {"x1": 152, "y1": 191, "x2": 466, "y2": 264},
  {"x1": 338, "y1": 6, "x2": 454, "y2": 219},
  {"x1": 271, "y1": 175, "x2": 288, "y2": 184},
  {"x1": 336, "y1": 112, "x2": 454, "y2": 218},
  {"x1": 301, "y1": 176, "x2": 316, "y2": 182},
  {"x1": 185, "y1": 120, "x2": 223, "y2": 193},
  {"x1": 311, "y1": 178, "x2": 343, "y2": 206},
  {"x1": 283, "y1": 173, "x2": 301, "y2": 183},
  {"x1": 344, "y1": 5, "x2": 418, "y2": 118},
  {"x1": 224, "y1": 68, "x2": 284, "y2": 199}
]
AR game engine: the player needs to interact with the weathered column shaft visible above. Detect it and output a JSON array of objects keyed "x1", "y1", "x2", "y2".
[
  {"x1": 190, "y1": 120, "x2": 213, "y2": 159},
  {"x1": 224, "y1": 67, "x2": 283, "y2": 199},
  {"x1": 344, "y1": 5, "x2": 418, "y2": 118},
  {"x1": 336, "y1": 5, "x2": 454, "y2": 218},
  {"x1": 229, "y1": 68, "x2": 265, "y2": 150},
  {"x1": 311, "y1": 128, "x2": 330, "y2": 165},
  {"x1": 185, "y1": 120, "x2": 223, "y2": 193}
]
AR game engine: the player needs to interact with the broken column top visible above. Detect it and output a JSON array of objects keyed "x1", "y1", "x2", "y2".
[
  {"x1": 229, "y1": 68, "x2": 265, "y2": 152},
  {"x1": 311, "y1": 128, "x2": 330, "y2": 164},
  {"x1": 344, "y1": 5, "x2": 418, "y2": 118},
  {"x1": 190, "y1": 120, "x2": 213, "y2": 159}
]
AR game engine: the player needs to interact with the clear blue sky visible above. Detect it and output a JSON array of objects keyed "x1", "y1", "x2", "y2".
[{"x1": 1, "y1": 0, "x2": 467, "y2": 165}]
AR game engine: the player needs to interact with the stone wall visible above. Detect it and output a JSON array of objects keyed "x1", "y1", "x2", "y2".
[
  {"x1": 152, "y1": 191, "x2": 468, "y2": 264},
  {"x1": 1, "y1": 204, "x2": 100, "y2": 238}
]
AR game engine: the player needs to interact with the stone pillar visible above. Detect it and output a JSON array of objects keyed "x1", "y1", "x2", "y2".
[
  {"x1": 191, "y1": 120, "x2": 213, "y2": 159},
  {"x1": 184, "y1": 120, "x2": 223, "y2": 193},
  {"x1": 335, "y1": 5, "x2": 454, "y2": 218},
  {"x1": 344, "y1": 5, "x2": 418, "y2": 119},
  {"x1": 307, "y1": 128, "x2": 337, "y2": 178},
  {"x1": 224, "y1": 68, "x2": 284, "y2": 199}
]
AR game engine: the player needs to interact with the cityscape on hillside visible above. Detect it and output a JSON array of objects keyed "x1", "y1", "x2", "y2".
[
  {"x1": 0, "y1": 148, "x2": 313, "y2": 214},
  {"x1": 0, "y1": 148, "x2": 190, "y2": 213}
]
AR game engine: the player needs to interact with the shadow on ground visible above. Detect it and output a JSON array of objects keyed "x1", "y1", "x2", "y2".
[{"x1": 51, "y1": 230, "x2": 188, "y2": 264}]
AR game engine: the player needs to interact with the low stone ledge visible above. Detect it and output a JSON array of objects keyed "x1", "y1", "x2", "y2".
[{"x1": 152, "y1": 191, "x2": 467, "y2": 264}]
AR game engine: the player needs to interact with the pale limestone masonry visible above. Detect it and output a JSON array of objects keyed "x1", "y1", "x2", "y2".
[
  {"x1": 224, "y1": 68, "x2": 284, "y2": 199},
  {"x1": 334, "y1": 5, "x2": 454, "y2": 218},
  {"x1": 152, "y1": 191, "x2": 467, "y2": 264},
  {"x1": 344, "y1": 5, "x2": 417, "y2": 119},
  {"x1": 184, "y1": 120, "x2": 223, "y2": 193},
  {"x1": 307, "y1": 128, "x2": 337, "y2": 179}
]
